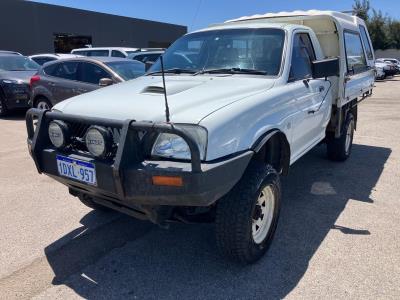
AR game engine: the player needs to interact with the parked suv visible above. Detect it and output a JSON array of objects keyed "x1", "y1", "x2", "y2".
[
  {"x1": 26, "y1": 11, "x2": 375, "y2": 263},
  {"x1": 0, "y1": 54, "x2": 39, "y2": 116},
  {"x1": 30, "y1": 57, "x2": 145, "y2": 110}
]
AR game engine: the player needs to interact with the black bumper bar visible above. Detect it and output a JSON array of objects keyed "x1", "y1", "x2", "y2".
[{"x1": 26, "y1": 109, "x2": 253, "y2": 207}]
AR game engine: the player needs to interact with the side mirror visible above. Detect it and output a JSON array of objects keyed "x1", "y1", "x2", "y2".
[
  {"x1": 312, "y1": 57, "x2": 339, "y2": 79},
  {"x1": 145, "y1": 61, "x2": 154, "y2": 71},
  {"x1": 99, "y1": 78, "x2": 114, "y2": 87}
]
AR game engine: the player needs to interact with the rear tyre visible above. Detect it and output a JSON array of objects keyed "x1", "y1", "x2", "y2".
[
  {"x1": 79, "y1": 196, "x2": 111, "y2": 212},
  {"x1": 0, "y1": 94, "x2": 8, "y2": 117},
  {"x1": 215, "y1": 162, "x2": 281, "y2": 264},
  {"x1": 327, "y1": 113, "x2": 355, "y2": 161},
  {"x1": 35, "y1": 97, "x2": 52, "y2": 110}
]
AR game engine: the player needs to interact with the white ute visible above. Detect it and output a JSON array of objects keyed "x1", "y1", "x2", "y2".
[{"x1": 26, "y1": 11, "x2": 375, "y2": 263}]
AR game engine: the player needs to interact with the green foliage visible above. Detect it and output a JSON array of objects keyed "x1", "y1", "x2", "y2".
[
  {"x1": 353, "y1": 0, "x2": 400, "y2": 50},
  {"x1": 353, "y1": 0, "x2": 370, "y2": 21}
]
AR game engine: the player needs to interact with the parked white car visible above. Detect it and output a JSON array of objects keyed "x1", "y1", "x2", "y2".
[
  {"x1": 375, "y1": 62, "x2": 387, "y2": 80},
  {"x1": 29, "y1": 53, "x2": 82, "y2": 65},
  {"x1": 26, "y1": 10, "x2": 375, "y2": 263},
  {"x1": 71, "y1": 47, "x2": 164, "y2": 58}
]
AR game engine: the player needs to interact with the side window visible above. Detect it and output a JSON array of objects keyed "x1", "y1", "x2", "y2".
[
  {"x1": 132, "y1": 54, "x2": 146, "y2": 62},
  {"x1": 73, "y1": 51, "x2": 88, "y2": 56},
  {"x1": 344, "y1": 31, "x2": 367, "y2": 74},
  {"x1": 111, "y1": 50, "x2": 126, "y2": 58},
  {"x1": 147, "y1": 54, "x2": 161, "y2": 62},
  {"x1": 359, "y1": 26, "x2": 374, "y2": 60},
  {"x1": 78, "y1": 62, "x2": 111, "y2": 84},
  {"x1": 32, "y1": 57, "x2": 56, "y2": 65},
  {"x1": 45, "y1": 61, "x2": 79, "y2": 80},
  {"x1": 86, "y1": 50, "x2": 109, "y2": 57},
  {"x1": 289, "y1": 33, "x2": 316, "y2": 81}
]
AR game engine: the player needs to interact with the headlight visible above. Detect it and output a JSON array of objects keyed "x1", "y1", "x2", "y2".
[
  {"x1": 2, "y1": 79, "x2": 23, "y2": 85},
  {"x1": 151, "y1": 125, "x2": 207, "y2": 160},
  {"x1": 85, "y1": 126, "x2": 112, "y2": 158},
  {"x1": 48, "y1": 120, "x2": 69, "y2": 148}
]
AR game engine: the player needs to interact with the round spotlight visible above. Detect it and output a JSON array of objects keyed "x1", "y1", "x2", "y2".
[
  {"x1": 48, "y1": 120, "x2": 69, "y2": 148},
  {"x1": 85, "y1": 126, "x2": 112, "y2": 158}
]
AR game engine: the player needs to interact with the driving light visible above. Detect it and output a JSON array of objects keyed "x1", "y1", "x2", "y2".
[
  {"x1": 85, "y1": 126, "x2": 112, "y2": 158},
  {"x1": 151, "y1": 125, "x2": 207, "y2": 160},
  {"x1": 48, "y1": 120, "x2": 69, "y2": 148}
]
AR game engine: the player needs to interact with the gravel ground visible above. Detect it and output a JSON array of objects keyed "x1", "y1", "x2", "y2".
[{"x1": 0, "y1": 78, "x2": 399, "y2": 299}]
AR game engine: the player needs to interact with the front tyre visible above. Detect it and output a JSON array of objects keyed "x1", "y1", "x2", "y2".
[
  {"x1": 327, "y1": 113, "x2": 355, "y2": 161},
  {"x1": 215, "y1": 163, "x2": 281, "y2": 264}
]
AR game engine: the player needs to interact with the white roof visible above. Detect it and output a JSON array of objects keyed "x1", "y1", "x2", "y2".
[
  {"x1": 72, "y1": 47, "x2": 139, "y2": 52},
  {"x1": 225, "y1": 10, "x2": 360, "y2": 28}
]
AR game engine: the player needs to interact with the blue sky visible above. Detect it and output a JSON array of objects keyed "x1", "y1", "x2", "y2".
[{"x1": 30, "y1": 0, "x2": 400, "y2": 30}]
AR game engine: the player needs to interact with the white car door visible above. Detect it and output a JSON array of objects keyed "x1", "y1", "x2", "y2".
[{"x1": 288, "y1": 32, "x2": 331, "y2": 161}]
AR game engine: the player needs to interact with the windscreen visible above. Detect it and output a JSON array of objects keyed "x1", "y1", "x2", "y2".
[
  {"x1": 0, "y1": 56, "x2": 39, "y2": 71},
  {"x1": 149, "y1": 28, "x2": 285, "y2": 75},
  {"x1": 105, "y1": 61, "x2": 145, "y2": 80}
]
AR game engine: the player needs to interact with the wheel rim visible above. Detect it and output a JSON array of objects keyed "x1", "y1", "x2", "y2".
[
  {"x1": 37, "y1": 101, "x2": 50, "y2": 110},
  {"x1": 252, "y1": 185, "x2": 275, "y2": 244},
  {"x1": 0, "y1": 101, "x2": 3, "y2": 114},
  {"x1": 345, "y1": 121, "x2": 354, "y2": 154}
]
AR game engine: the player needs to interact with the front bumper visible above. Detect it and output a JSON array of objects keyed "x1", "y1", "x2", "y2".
[
  {"x1": 1, "y1": 83, "x2": 31, "y2": 109},
  {"x1": 26, "y1": 109, "x2": 253, "y2": 207}
]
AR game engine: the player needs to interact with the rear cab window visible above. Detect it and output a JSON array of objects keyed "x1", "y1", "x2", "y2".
[
  {"x1": 344, "y1": 31, "x2": 368, "y2": 74},
  {"x1": 359, "y1": 25, "x2": 374, "y2": 60}
]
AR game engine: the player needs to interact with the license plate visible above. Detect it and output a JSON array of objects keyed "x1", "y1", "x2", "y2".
[{"x1": 56, "y1": 155, "x2": 97, "y2": 185}]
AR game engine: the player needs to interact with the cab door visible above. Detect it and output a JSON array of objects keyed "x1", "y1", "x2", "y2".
[
  {"x1": 343, "y1": 30, "x2": 375, "y2": 103},
  {"x1": 288, "y1": 32, "x2": 332, "y2": 160}
]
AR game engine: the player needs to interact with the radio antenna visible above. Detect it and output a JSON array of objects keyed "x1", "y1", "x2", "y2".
[{"x1": 159, "y1": 55, "x2": 170, "y2": 123}]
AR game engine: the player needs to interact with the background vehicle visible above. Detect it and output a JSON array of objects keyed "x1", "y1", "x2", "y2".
[
  {"x1": 26, "y1": 11, "x2": 374, "y2": 263},
  {"x1": 0, "y1": 54, "x2": 39, "y2": 116},
  {"x1": 29, "y1": 53, "x2": 82, "y2": 66},
  {"x1": 376, "y1": 58, "x2": 398, "y2": 75},
  {"x1": 71, "y1": 47, "x2": 164, "y2": 58},
  {"x1": 0, "y1": 50, "x2": 22, "y2": 56},
  {"x1": 377, "y1": 58, "x2": 400, "y2": 73},
  {"x1": 30, "y1": 57, "x2": 145, "y2": 110},
  {"x1": 128, "y1": 50, "x2": 164, "y2": 63},
  {"x1": 375, "y1": 62, "x2": 386, "y2": 80}
]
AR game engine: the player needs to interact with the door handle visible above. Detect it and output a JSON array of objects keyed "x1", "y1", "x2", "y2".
[{"x1": 319, "y1": 86, "x2": 325, "y2": 93}]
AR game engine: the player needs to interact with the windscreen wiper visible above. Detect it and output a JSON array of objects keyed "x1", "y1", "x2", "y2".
[
  {"x1": 193, "y1": 68, "x2": 268, "y2": 76},
  {"x1": 146, "y1": 68, "x2": 196, "y2": 76}
]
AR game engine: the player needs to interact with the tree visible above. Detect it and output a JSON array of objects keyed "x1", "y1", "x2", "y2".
[
  {"x1": 387, "y1": 18, "x2": 400, "y2": 49},
  {"x1": 353, "y1": 0, "x2": 370, "y2": 21},
  {"x1": 368, "y1": 9, "x2": 389, "y2": 50}
]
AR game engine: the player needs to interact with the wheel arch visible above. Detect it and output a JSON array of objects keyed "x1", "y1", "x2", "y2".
[
  {"x1": 33, "y1": 94, "x2": 50, "y2": 107},
  {"x1": 251, "y1": 129, "x2": 291, "y2": 176}
]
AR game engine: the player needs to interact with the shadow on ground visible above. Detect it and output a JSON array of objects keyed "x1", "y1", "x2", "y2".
[
  {"x1": 0, "y1": 109, "x2": 27, "y2": 121},
  {"x1": 44, "y1": 143, "x2": 390, "y2": 299}
]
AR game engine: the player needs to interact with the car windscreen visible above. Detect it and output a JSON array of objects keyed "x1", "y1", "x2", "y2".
[
  {"x1": 148, "y1": 28, "x2": 285, "y2": 76},
  {"x1": 0, "y1": 56, "x2": 39, "y2": 71},
  {"x1": 125, "y1": 51, "x2": 140, "y2": 55},
  {"x1": 105, "y1": 61, "x2": 145, "y2": 80}
]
